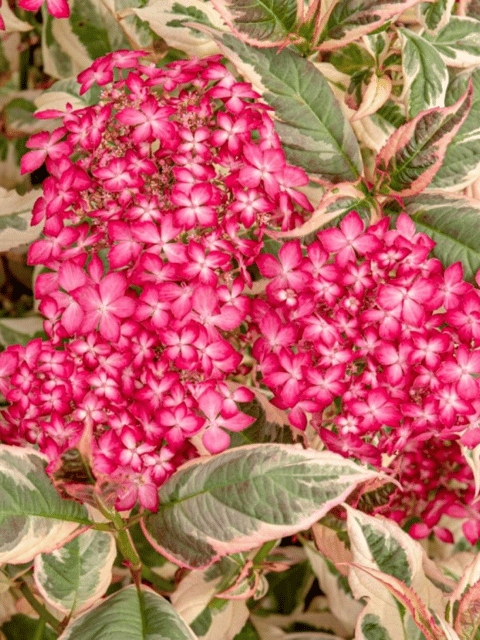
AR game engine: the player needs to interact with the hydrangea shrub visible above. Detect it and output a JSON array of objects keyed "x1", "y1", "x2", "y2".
[{"x1": 1, "y1": 1, "x2": 480, "y2": 640}]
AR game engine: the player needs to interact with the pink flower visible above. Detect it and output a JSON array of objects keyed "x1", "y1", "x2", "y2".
[
  {"x1": 74, "y1": 273, "x2": 136, "y2": 342},
  {"x1": 18, "y1": 0, "x2": 69, "y2": 18}
]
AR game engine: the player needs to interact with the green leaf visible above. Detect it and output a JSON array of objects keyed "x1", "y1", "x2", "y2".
[
  {"x1": 399, "y1": 29, "x2": 448, "y2": 118},
  {"x1": 143, "y1": 443, "x2": 382, "y2": 569},
  {"x1": 215, "y1": 34, "x2": 363, "y2": 181},
  {"x1": 211, "y1": 0, "x2": 297, "y2": 45},
  {"x1": 417, "y1": 0, "x2": 455, "y2": 34},
  {"x1": 375, "y1": 81, "x2": 473, "y2": 196},
  {"x1": 0, "y1": 445, "x2": 91, "y2": 564},
  {"x1": 58, "y1": 585, "x2": 199, "y2": 639},
  {"x1": 315, "y1": 0, "x2": 423, "y2": 51},
  {"x1": 429, "y1": 68, "x2": 480, "y2": 191},
  {"x1": 1, "y1": 615, "x2": 56, "y2": 640},
  {"x1": 34, "y1": 529, "x2": 116, "y2": 615},
  {"x1": 429, "y1": 17, "x2": 480, "y2": 67},
  {"x1": 329, "y1": 42, "x2": 375, "y2": 74},
  {"x1": 401, "y1": 191, "x2": 480, "y2": 281}
]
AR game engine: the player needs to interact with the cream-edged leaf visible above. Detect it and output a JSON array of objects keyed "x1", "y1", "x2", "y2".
[
  {"x1": 59, "y1": 584, "x2": 199, "y2": 639},
  {"x1": 34, "y1": 529, "x2": 116, "y2": 615},
  {"x1": 399, "y1": 28, "x2": 449, "y2": 118},
  {"x1": 143, "y1": 444, "x2": 383, "y2": 569},
  {"x1": 0, "y1": 445, "x2": 91, "y2": 564}
]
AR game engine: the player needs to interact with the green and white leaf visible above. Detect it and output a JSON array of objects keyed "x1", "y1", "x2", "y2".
[
  {"x1": 34, "y1": 529, "x2": 116, "y2": 615},
  {"x1": 35, "y1": 77, "x2": 102, "y2": 113},
  {"x1": 274, "y1": 183, "x2": 375, "y2": 241},
  {"x1": 429, "y1": 17, "x2": 480, "y2": 67},
  {"x1": 375, "y1": 82, "x2": 473, "y2": 196},
  {"x1": 429, "y1": 68, "x2": 480, "y2": 191},
  {"x1": 214, "y1": 34, "x2": 363, "y2": 181},
  {"x1": 402, "y1": 190, "x2": 480, "y2": 281},
  {"x1": 211, "y1": 0, "x2": 297, "y2": 46},
  {"x1": 0, "y1": 445, "x2": 91, "y2": 564},
  {"x1": 0, "y1": 188, "x2": 43, "y2": 252},
  {"x1": 131, "y1": 0, "x2": 225, "y2": 56},
  {"x1": 346, "y1": 506, "x2": 444, "y2": 640},
  {"x1": 314, "y1": 0, "x2": 424, "y2": 51},
  {"x1": 304, "y1": 540, "x2": 361, "y2": 637},
  {"x1": 143, "y1": 443, "x2": 383, "y2": 569},
  {"x1": 59, "y1": 585, "x2": 199, "y2": 640},
  {"x1": 41, "y1": 10, "x2": 80, "y2": 80},
  {"x1": 190, "y1": 598, "x2": 249, "y2": 640},
  {"x1": 399, "y1": 28, "x2": 448, "y2": 118},
  {"x1": 417, "y1": 0, "x2": 455, "y2": 34}
]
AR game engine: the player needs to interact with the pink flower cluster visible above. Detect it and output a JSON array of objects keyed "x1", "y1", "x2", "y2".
[
  {"x1": 251, "y1": 210, "x2": 480, "y2": 542},
  {"x1": 0, "y1": 52, "x2": 312, "y2": 511}
]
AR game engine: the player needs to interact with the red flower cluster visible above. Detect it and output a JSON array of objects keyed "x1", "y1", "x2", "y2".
[
  {"x1": 0, "y1": 52, "x2": 312, "y2": 511},
  {"x1": 251, "y1": 211, "x2": 480, "y2": 542}
]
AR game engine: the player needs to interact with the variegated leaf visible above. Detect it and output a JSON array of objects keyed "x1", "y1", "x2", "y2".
[
  {"x1": 429, "y1": 68, "x2": 480, "y2": 191},
  {"x1": 142, "y1": 444, "x2": 382, "y2": 569},
  {"x1": 346, "y1": 506, "x2": 445, "y2": 640},
  {"x1": 314, "y1": 0, "x2": 424, "y2": 52},
  {"x1": 0, "y1": 317, "x2": 45, "y2": 347},
  {"x1": 400, "y1": 191, "x2": 480, "y2": 281},
  {"x1": 350, "y1": 564, "x2": 452, "y2": 640},
  {"x1": 304, "y1": 539, "x2": 361, "y2": 637},
  {"x1": 131, "y1": 0, "x2": 224, "y2": 57},
  {"x1": 273, "y1": 183, "x2": 375, "y2": 241},
  {"x1": 454, "y1": 578, "x2": 480, "y2": 638},
  {"x1": 34, "y1": 529, "x2": 116, "y2": 615},
  {"x1": 429, "y1": 17, "x2": 480, "y2": 67},
  {"x1": 462, "y1": 443, "x2": 480, "y2": 499},
  {"x1": 59, "y1": 585, "x2": 199, "y2": 640},
  {"x1": 0, "y1": 2, "x2": 32, "y2": 32},
  {"x1": 0, "y1": 188, "x2": 43, "y2": 252},
  {"x1": 448, "y1": 552, "x2": 480, "y2": 634},
  {"x1": 0, "y1": 445, "x2": 91, "y2": 564},
  {"x1": 214, "y1": 34, "x2": 363, "y2": 182},
  {"x1": 417, "y1": 0, "x2": 455, "y2": 34},
  {"x1": 210, "y1": 0, "x2": 298, "y2": 46},
  {"x1": 375, "y1": 82, "x2": 473, "y2": 196},
  {"x1": 399, "y1": 28, "x2": 449, "y2": 118},
  {"x1": 351, "y1": 74, "x2": 391, "y2": 121}
]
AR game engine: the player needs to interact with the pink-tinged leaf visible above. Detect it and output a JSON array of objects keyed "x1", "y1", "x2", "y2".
[
  {"x1": 273, "y1": 182, "x2": 376, "y2": 240},
  {"x1": 375, "y1": 81, "x2": 473, "y2": 196},
  {"x1": 211, "y1": 0, "x2": 299, "y2": 47},
  {"x1": 314, "y1": 0, "x2": 424, "y2": 51},
  {"x1": 142, "y1": 443, "x2": 383, "y2": 569},
  {"x1": 350, "y1": 563, "x2": 451, "y2": 640}
]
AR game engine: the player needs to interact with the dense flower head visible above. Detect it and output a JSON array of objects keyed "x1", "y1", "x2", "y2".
[
  {"x1": 251, "y1": 210, "x2": 480, "y2": 542},
  {"x1": 0, "y1": 52, "x2": 313, "y2": 511}
]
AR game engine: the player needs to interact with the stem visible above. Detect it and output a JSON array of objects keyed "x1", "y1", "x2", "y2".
[
  {"x1": 32, "y1": 617, "x2": 46, "y2": 640},
  {"x1": 253, "y1": 539, "x2": 278, "y2": 566},
  {"x1": 18, "y1": 581, "x2": 59, "y2": 633},
  {"x1": 141, "y1": 564, "x2": 175, "y2": 593}
]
